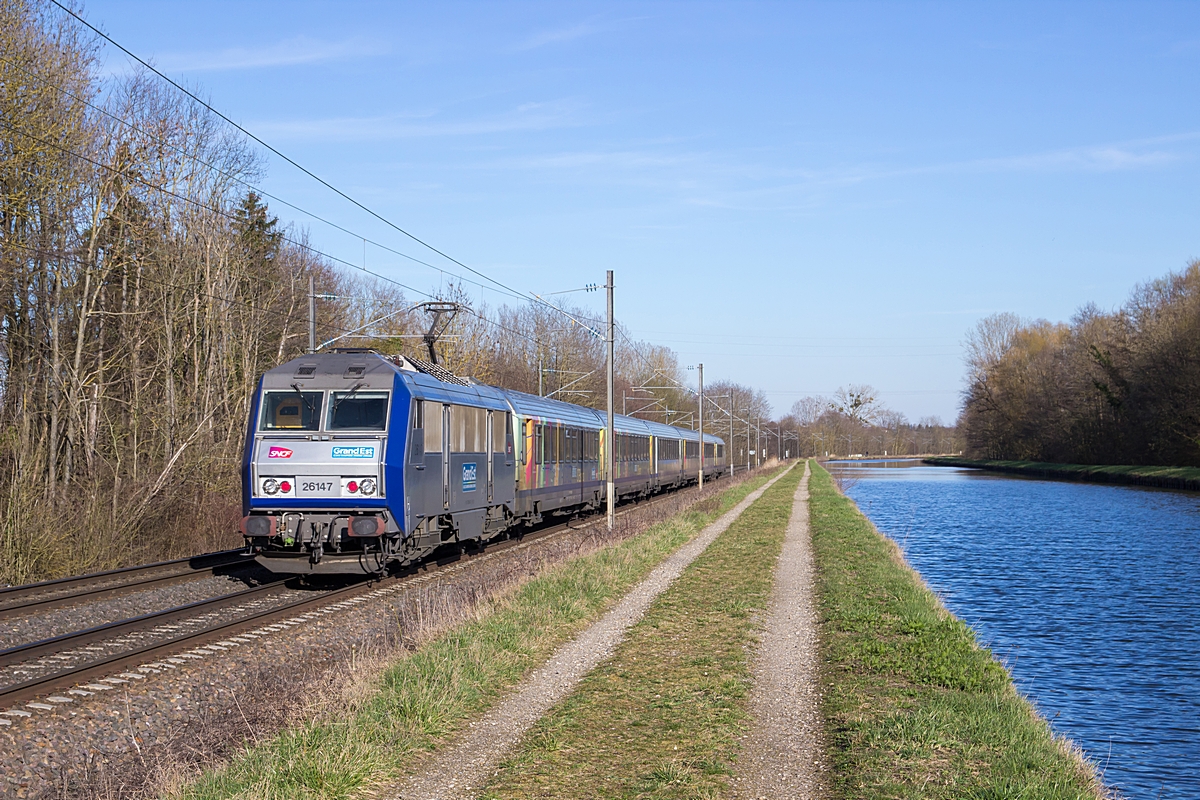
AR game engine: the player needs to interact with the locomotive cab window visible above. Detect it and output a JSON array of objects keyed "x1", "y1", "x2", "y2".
[
  {"x1": 328, "y1": 391, "x2": 389, "y2": 430},
  {"x1": 261, "y1": 391, "x2": 323, "y2": 431}
]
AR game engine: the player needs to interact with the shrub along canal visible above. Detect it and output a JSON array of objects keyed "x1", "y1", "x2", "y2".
[{"x1": 826, "y1": 459, "x2": 1199, "y2": 799}]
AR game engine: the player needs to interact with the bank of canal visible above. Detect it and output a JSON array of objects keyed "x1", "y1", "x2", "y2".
[{"x1": 827, "y1": 459, "x2": 1200, "y2": 799}]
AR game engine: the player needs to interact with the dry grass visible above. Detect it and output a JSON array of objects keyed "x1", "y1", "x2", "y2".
[{"x1": 0, "y1": 457, "x2": 243, "y2": 587}]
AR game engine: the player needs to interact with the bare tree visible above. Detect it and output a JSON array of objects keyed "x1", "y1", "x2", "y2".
[{"x1": 831, "y1": 384, "x2": 882, "y2": 426}]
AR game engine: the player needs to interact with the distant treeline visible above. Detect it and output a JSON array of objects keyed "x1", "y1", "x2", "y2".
[
  {"x1": 961, "y1": 261, "x2": 1200, "y2": 466},
  {"x1": 782, "y1": 385, "x2": 962, "y2": 460}
]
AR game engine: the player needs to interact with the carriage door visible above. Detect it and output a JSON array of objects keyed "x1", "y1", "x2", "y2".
[
  {"x1": 442, "y1": 404, "x2": 451, "y2": 510},
  {"x1": 571, "y1": 428, "x2": 584, "y2": 506},
  {"x1": 486, "y1": 411, "x2": 495, "y2": 501}
]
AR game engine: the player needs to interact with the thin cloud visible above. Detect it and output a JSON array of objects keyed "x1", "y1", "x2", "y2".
[
  {"x1": 858, "y1": 133, "x2": 1200, "y2": 183},
  {"x1": 1167, "y1": 37, "x2": 1200, "y2": 55},
  {"x1": 250, "y1": 99, "x2": 587, "y2": 142},
  {"x1": 677, "y1": 134, "x2": 1200, "y2": 209},
  {"x1": 971, "y1": 143, "x2": 1181, "y2": 172},
  {"x1": 155, "y1": 36, "x2": 386, "y2": 73},
  {"x1": 497, "y1": 149, "x2": 701, "y2": 170},
  {"x1": 373, "y1": 129, "x2": 1200, "y2": 215},
  {"x1": 513, "y1": 20, "x2": 603, "y2": 51},
  {"x1": 510, "y1": 15, "x2": 647, "y2": 52}
]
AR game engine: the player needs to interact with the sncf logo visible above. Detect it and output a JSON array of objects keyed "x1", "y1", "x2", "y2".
[{"x1": 267, "y1": 446, "x2": 293, "y2": 459}]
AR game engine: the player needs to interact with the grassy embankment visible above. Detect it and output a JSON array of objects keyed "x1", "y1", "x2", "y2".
[
  {"x1": 810, "y1": 461, "x2": 1106, "y2": 798},
  {"x1": 926, "y1": 455, "x2": 1200, "y2": 491},
  {"x1": 480, "y1": 462, "x2": 805, "y2": 799},
  {"x1": 174, "y1": 469, "x2": 779, "y2": 800}
]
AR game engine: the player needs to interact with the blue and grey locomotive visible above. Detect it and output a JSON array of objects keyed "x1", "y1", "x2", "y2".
[{"x1": 240, "y1": 350, "x2": 727, "y2": 574}]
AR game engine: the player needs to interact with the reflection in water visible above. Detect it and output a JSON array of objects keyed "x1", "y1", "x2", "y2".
[{"x1": 827, "y1": 460, "x2": 1200, "y2": 799}]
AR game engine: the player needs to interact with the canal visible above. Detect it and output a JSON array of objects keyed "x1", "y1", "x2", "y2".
[{"x1": 826, "y1": 459, "x2": 1200, "y2": 799}]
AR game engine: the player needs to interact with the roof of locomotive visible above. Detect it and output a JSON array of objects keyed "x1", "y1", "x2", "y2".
[
  {"x1": 399, "y1": 370, "x2": 510, "y2": 410},
  {"x1": 261, "y1": 352, "x2": 511, "y2": 410},
  {"x1": 261, "y1": 352, "x2": 398, "y2": 392}
]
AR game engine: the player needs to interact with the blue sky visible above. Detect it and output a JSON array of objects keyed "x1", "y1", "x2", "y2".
[{"x1": 86, "y1": 1, "x2": 1200, "y2": 422}]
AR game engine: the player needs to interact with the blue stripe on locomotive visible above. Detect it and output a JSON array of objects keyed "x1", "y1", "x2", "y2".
[{"x1": 241, "y1": 375, "x2": 263, "y2": 517}]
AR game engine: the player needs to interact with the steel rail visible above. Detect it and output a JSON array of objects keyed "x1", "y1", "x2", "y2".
[
  {"x1": 0, "y1": 475, "x2": 733, "y2": 708},
  {"x1": 0, "y1": 549, "x2": 254, "y2": 619},
  {"x1": 0, "y1": 578, "x2": 293, "y2": 669},
  {"x1": 0, "y1": 525, "x2": 563, "y2": 707}
]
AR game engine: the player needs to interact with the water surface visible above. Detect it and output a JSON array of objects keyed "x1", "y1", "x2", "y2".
[{"x1": 827, "y1": 460, "x2": 1200, "y2": 798}]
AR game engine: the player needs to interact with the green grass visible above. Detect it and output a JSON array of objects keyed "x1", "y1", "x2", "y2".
[
  {"x1": 926, "y1": 456, "x2": 1200, "y2": 491},
  {"x1": 810, "y1": 461, "x2": 1106, "y2": 799},
  {"x1": 173, "y1": 471, "x2": 778, "y2": 800},
  {"x1": 480, "y1": 463, "x2": 805, "y2": 800}
]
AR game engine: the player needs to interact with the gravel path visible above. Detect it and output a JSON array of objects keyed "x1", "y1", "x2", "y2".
[
  {"x1": 731, "y1": 461, "x2": 828, "y2": 799},
  {"x1": 391, "y1": 464, "x2": 795, "y2": 800}
]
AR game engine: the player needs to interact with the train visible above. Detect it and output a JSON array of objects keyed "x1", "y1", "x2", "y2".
[{"x1": 240, "y1": 350, "x2": 728, "y2": 574}]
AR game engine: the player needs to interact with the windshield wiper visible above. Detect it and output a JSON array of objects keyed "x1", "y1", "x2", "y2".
[
  {"x1": 290, "y1": 383, "x2": 318, "y2": 418},
  {"x1": 330, "y1": 382, "x2": 365, "y2": 420}
]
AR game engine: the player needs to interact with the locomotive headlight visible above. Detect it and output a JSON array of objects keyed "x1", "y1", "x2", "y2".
[
  {"x1": 360, "y1": 478, "x2": 377, "y2": 496},
  {"x1": 262, "y1": 478, "x2": 279, "y2": 495}
]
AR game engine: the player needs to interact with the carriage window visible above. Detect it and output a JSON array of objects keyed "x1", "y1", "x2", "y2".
[
  {"x1": 329, "y1": 391, "x2": 389, "y2": 430},
  {"x1": 261, "y1": 391, "x2": 323, "y2": 431},
  {"x1": 409, "y1": 401, "x2": 426, "y2": 463},
  {"x1": 451, "y1": 406, "x2": 488, "y2": 453},
  {"x1": 424, "y1": 403, "x2": 443, "y2": 453},
  {"x1": 492, "y1": 411, "x2": 509, "y2": 453}
]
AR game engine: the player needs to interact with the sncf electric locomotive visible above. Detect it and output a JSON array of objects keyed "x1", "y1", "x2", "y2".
[{"x1": 240, "y1": 351, "x2": 727, "y2": 574}]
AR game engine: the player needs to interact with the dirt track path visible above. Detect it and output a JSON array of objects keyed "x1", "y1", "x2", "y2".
[
  {"x1": 731, "y1": 461, "x2": 828, "y2": 799},
  {"x1": 388, "y1": 465, "x2": 795, "y2": 800}
]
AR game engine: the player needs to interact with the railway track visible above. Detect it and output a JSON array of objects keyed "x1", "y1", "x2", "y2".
[
  {"x1": 0, "y1": 548, "x2": 255, "y2": 620},
  {"x1": 0, "y1": 492, "x2": 682, "y2": 712}
]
